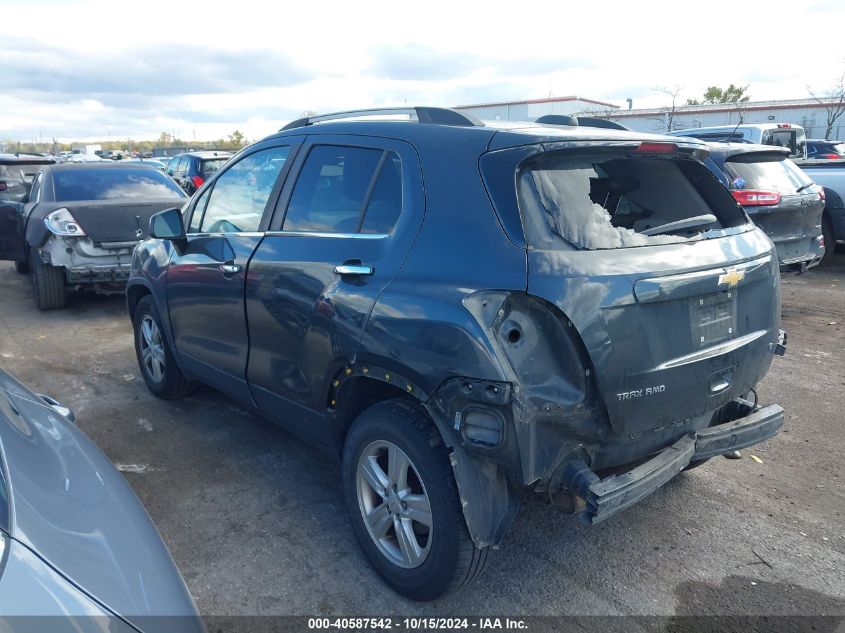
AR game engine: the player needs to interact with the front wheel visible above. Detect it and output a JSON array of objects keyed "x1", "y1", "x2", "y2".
[
  {"x1": 342, "y1": 400, "x2": 490, "y2": 601},
  {"x1": 133, "y1": 296, "x2": 193, "y2": 399}
]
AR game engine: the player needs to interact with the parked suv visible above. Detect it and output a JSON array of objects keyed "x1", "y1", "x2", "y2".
[
  {"x1": 703, "y1": 144, "x2": 825, "y2": 271},
  {"x1": 166, "y1": 150, "x2": 232, "y2": 195},
  {"x1": 127, "y1": 107, "x2": 786, "y2": 600}
]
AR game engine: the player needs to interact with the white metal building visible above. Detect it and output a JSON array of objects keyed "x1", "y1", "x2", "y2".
[
  {"x1": 610, "y1": 98, "x2": 844, "y2": 139},
  {"x1": 454, "y1": 96, "x2": 620, "y2": 122},
  {"x1": 455, "y1": 95, "x2": 844, "y2": 140}
]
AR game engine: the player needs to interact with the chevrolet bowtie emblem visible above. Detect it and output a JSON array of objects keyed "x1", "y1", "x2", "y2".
[{"x1": 719, "y1": 268, "x2": 745, "y2": 288}]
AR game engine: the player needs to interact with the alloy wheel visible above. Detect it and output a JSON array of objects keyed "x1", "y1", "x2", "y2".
[
  {"x1": 139, "y1": 315, "x2": 165, "y2": 383},
  {"x1": 356, "y1": 440, "x2": 433, "y2": 569}
]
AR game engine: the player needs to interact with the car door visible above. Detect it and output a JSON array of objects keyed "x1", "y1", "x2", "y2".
[
  {"x1": 165, "y1": 142, "x2": 299, "y2": 405},
  {"x1": 169, "y1": 156, "x2": 186, "y2": 190},
  {"x1": 0, "y1": 169, "x2": 41, "y2": 263},
  {"x1": 245, "y1": 136, "x2": 424, "y2": 443}
]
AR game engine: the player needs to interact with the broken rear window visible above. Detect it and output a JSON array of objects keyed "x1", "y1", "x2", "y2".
[{"x1": 517, "y1": 150, "x2": 746, "y2": 250}]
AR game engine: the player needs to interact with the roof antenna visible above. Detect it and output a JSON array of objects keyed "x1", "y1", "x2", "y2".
[{"x1": 727, "y1": 109, "x2": 744, "y2": 143}]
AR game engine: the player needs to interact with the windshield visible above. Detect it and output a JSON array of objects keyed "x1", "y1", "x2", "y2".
[
  {"x1": 517, "y1": 150, "x2": 746, "y2": 251},
  {"x1": 200, "y1": 158, "x2": 229, "y2": 177},
  {"x1": 53, "y1": 168, "x2": 186, "y2": 201},
  {"x1": 725, "y1": 155, "x2": 815, "y2": 195}
]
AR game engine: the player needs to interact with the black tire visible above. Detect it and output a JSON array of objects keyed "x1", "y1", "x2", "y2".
[
  {"x1": 29, "y1": 249, "x2": 66, "y2": 310},
  {"x1": 821, "y1": 212, "x2": 836, "y2": 266},
  {"x1": 342, "y1": 399, "x2": 489, "y2": 600},
  {"x1": 14, "y1": 260, "x2": 29, "y2": 274},
  {"x1": 133, "y1": 295, "x2": 193, "y2": 399}
]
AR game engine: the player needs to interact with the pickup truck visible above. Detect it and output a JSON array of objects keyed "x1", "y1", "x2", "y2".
[{"x1": 796, "y1": 159, "x2": 845, "y2": 264}]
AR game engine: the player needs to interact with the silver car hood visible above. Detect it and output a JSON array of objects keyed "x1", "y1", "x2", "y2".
[{"x1": 0, "y1": 370, "x2": 202, "y2": 632}]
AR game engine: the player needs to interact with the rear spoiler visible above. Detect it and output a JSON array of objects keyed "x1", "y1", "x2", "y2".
[{"x1": 535, "y1": 115, "x2": 630, "y2": 131}]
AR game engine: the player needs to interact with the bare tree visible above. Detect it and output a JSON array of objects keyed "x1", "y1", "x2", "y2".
[
  {"x1": 809, "y1": 72, "x2": 845, "y2": 139},
  {"x1": 650, "y1": 85, "x2": 686, "y2": 132}
]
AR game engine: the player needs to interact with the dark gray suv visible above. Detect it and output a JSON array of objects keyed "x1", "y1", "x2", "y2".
[{"x1": 127, "y1": 107, "x2": 786, "y2": 600}]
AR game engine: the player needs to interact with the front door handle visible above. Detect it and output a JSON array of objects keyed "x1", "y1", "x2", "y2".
[
  {"x1": 219, "y1": 263, "x2": 241, "y2": 274},
  {"x1": 334, "y1": 263, "x2": 374, "y2": 276}
]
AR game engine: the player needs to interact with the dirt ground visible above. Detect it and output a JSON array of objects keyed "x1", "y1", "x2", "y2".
[{"x1": 0, "y1": 251, "x2": 843, "y2": 618}]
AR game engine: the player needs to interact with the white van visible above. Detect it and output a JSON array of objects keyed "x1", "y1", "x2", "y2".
[{"x1": 668, "y1": 123, "x2": 807, "y2": 158}]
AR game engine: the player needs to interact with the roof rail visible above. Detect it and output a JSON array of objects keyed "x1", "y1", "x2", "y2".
[{"x1": 280, "y1": 107, "x2": 484, "y2": 131}]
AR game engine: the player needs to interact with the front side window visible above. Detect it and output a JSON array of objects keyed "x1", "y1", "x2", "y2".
[
  {"x1": 516, "y1": 150, "x2": 745, "y2": 251},
  {"x1": 199, "y1": 146, "x2": 289, "y2": 233},
  {"x1": 188, "y1": 187, "x2": 211, "y2": 232},
  {"x1": 283, "y1": 145, "x2": 402, "y2": 234}
]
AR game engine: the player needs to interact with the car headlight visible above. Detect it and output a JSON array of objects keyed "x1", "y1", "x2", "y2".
[{"x1": 44, "y1": 208, "x2": 86, "y2": 237}]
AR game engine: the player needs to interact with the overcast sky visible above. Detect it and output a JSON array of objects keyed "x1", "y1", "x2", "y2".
[{"x1": 1, "y1": 0, "x2": 843, "y2": 143}]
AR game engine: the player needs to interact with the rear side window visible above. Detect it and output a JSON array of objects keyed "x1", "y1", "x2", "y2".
[
  {"x1": 199, "y1": 146, "x2": 289, "y2": 233},
  {"x1": 361, "y1": 153, "x2": 402, "y2": 234},
  {"x1": 724, "y1": 155, "x2": 814, "y2": 194},
  {"x1": 516, "y1": 150, "x2": 745, "y2": 251},
  {"x1": 53, "y1": 168, "x2": 186, "y2": 201},
  {"x1": 284, "y1": 145, "x2": 402, "y2": 234}
]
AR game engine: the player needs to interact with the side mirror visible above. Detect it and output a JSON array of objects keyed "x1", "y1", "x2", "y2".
[{"x1": 149, "y1": 207, "x2": 186, "y2": 240}]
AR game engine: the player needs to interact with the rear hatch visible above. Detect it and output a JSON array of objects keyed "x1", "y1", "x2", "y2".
[
  {"x1": 62, "y1": 200, "x2": 182, "y2": 243},
  {"x1": 45, "y1": 165, "x2": 187, "y2": 244},
  {"x1": 723, "y1": 152, "x2": 825, "y2": 264},
  {"x1": 502, "y1": 141, "x2": 781, "y2": 436}
]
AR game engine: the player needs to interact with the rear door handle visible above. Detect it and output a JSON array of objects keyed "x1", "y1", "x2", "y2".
[
  {"x1": 219, "y1": 263, "x2": 241, "y2": 274},
  {"x1": 334, "y1": 263, "x2": 374, "y2": 276}
]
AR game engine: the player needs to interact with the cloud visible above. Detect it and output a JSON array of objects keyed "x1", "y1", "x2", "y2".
[
  {"x1": 0, "y1": 37, "x2": 307, "y2": 99},
  {"x1": 366, "y1": 43, "x2": 593, "y2": 81}
]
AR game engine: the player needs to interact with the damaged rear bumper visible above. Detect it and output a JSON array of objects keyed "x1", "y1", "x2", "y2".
[
  {"x1": 564, "y1": 401, "x2": 784, "y2": 525},
  {"x1": 66, "y1": 264, "x2": 132, "y2": 284}
]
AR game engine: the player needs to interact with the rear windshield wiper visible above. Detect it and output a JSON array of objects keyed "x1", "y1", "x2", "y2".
[
  {"x1": 640, "y1": 214, "x2": 717, "y2": 237},
  {"x1": 795, "y1": 183, "x2": 814, "y2": 194}
]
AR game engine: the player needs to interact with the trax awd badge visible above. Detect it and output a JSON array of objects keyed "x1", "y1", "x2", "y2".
[
  {"x1": 718, "y1": 268, "x2": 745, "y2": 288},
  {"x1": 617, "y1": 385, "x2": 666, "y2": 401}
]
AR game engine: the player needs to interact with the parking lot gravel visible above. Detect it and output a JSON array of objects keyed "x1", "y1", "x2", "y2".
[{"x1": 0, "y1": 254, "x2": 843, "y2": 618}]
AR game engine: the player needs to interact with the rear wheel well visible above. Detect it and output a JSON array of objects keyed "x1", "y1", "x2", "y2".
[
  {"x1": 332, "y1": 377, "x2": 416, "y2": 454},
  {"x1": 127, "y1": 285, "x2": 152, "y2": 321}
]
